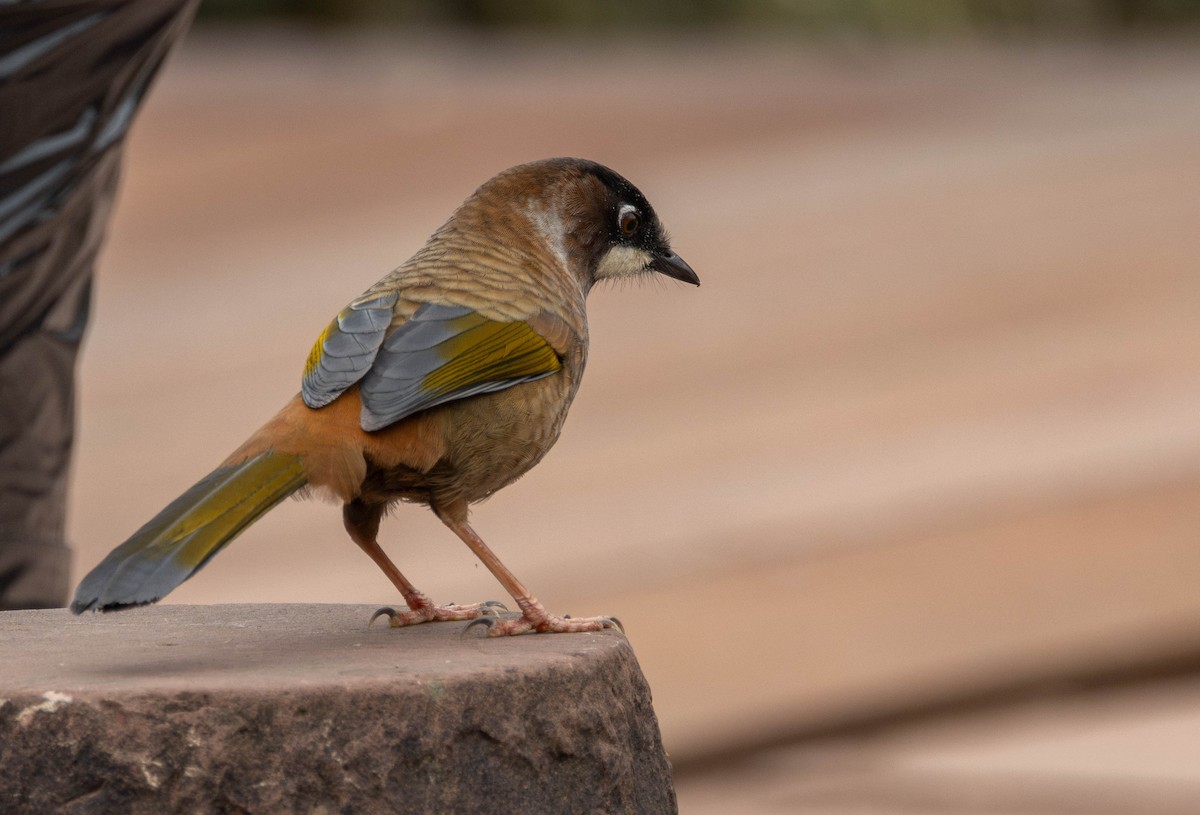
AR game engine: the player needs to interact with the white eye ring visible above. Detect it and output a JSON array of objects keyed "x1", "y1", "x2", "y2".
[{"x1": 618, "y1": 204, "x2": 640, "y2": 237}]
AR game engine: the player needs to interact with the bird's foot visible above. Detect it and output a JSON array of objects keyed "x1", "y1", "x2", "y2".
[
  {"x1": 463, "y1": 596, "x2": 622, "y2": 637},
  {"x1": 370, "y1": 598, "x2": 507, "y2": 628}
]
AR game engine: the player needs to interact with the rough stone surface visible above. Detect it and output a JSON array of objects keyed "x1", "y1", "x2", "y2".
[{"x1": 0, "y1": 604, "x2": 675, "y2": 814}]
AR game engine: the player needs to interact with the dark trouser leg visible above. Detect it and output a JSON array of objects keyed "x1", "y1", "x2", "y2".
[
  {"x1": 0, "y1": 275, "x2": 89, "y2": 610},
  {"x1": 0, "y1": 0, "x2": 199, "y2": 610}
]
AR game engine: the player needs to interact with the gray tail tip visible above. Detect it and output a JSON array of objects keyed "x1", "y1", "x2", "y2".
[
  {"x1": 70, "y1": 598, "x2": 97, "y2": 615},
  {"x1": 70, "y1": 597, "x2": 151, "y2": 615}
]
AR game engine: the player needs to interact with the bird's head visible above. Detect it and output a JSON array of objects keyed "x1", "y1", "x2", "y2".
[{"x1": 464, "y1": 158, "x2": 699, "y2": 294}]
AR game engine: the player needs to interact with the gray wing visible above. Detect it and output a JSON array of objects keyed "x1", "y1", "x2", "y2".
[
  {"x1": 301, "y1": 291, "x2": 398, "y2": 409},
  {"x1": 302, "y1": 297, "x2": 562, "y2": 432},
  {"x1": 358, "y1": 303, "x2": 562, "y2": 432}
]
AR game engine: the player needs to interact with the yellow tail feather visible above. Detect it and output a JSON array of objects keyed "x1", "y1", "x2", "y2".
[{"x1": 71, "y1": 452, "x2": 306, "y2": 613}]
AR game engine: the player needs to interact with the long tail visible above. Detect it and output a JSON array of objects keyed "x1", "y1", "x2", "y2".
[{"x1": 71, "y1": 451, "x2": 307, "y2": 613}]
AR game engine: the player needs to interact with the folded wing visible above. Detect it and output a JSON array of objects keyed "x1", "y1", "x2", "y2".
[{"x1": 302, "y1": 298, "x2": 561, "y2": 432}]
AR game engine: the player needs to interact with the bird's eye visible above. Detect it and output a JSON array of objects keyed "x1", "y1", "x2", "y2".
[{"x1": 618, "y1": 206, "x2": 640, "y2": 238}]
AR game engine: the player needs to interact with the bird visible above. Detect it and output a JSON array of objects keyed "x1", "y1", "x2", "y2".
[{"x1": 71, "y1": 157, "x2": 699, "y2": 635}]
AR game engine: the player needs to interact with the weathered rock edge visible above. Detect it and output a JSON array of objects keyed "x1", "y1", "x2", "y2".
[{"x1": 0, "y1": 605, "x2": 676, "y2": 814}]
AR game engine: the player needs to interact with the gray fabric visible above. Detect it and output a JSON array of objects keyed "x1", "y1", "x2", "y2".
[
  {"x1": 0, "y1": 271, "x2": 90, "y2": 610},
  {"x1": 0, "y1": 0, "x2": 198, "y2": 609}
]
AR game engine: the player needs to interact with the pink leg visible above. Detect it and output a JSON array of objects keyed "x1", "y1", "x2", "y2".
[
  {"x1": 433, "y1": 501, "x2": 621, "y2": 637},
  {"x1": 343, "y1": 501, "x2": 504, "y2": 627}
]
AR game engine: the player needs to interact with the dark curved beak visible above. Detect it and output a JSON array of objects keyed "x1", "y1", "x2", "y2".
[{"x1": 650, "y1": 249, "x2": 700, "y2": 286}]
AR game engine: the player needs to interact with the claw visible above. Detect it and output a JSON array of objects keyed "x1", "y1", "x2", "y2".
[
  {"x1": 369, "y1": 607, "x2": 398, "y2": 628},
  {"x1": 481, "y1": 600, "x2": 508, "y2": 611},
  {"x1": 558, "y1": 613, "x2": 622, "y2": 633},
  {"x1": 462, "y1": 616, "x2": 495, "y2": 638}
]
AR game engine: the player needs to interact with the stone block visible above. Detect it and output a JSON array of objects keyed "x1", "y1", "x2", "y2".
[{"x1": 0, "y1": 604, "x2": 675, "y2": 814}]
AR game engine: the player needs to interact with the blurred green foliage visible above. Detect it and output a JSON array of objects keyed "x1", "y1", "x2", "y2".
[{"x1": 197, "y1": 0, "x2": 1200, "y2": 33}]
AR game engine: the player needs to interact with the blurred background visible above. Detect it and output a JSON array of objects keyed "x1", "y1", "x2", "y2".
[{"x1": 68, "y1": 2, "x2": 1200, "y2": 812}]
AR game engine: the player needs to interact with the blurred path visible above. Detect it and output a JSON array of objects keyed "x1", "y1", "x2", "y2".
[
  {"x1": 73, "y1": 31, "x2": 1200, "y2": 780},
  {"x1": 677, "y1": 674, "x2": 1200, "y2": 813}
]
